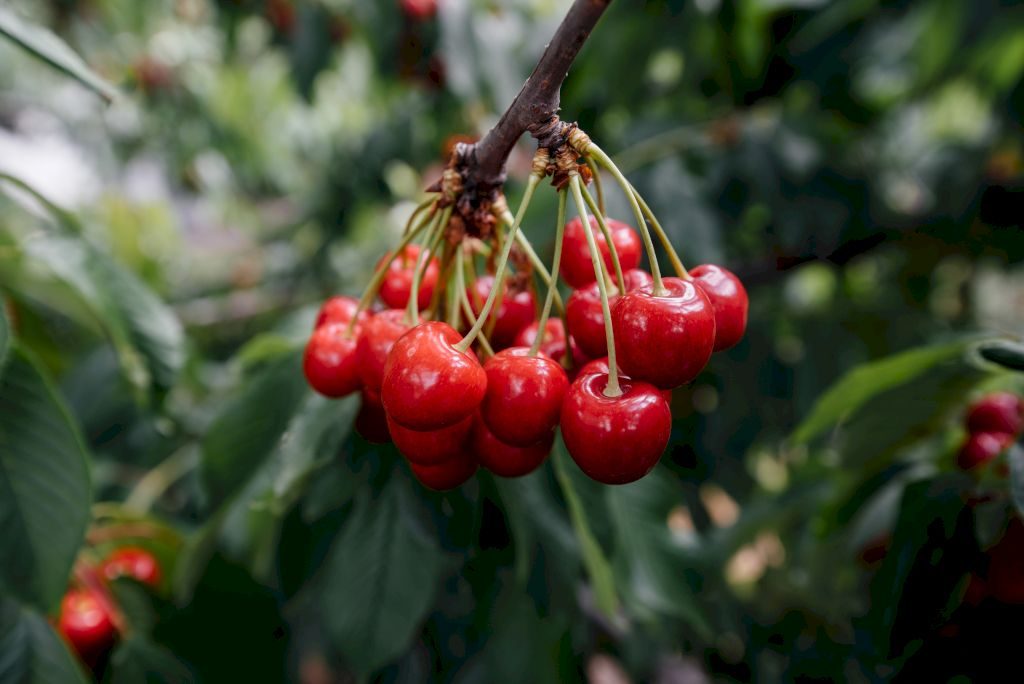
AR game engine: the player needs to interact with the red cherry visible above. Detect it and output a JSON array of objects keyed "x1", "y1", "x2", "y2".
[
  {"x1": 513, "y1": 319, "x2": 589, "y2": 368},
  {"x1": 577, "y1": 357, "x2": 672, "y2": 403},
  {"x1": 480, "y1": 347, "x2": 568, "y2": 446},
  {"x1": 303, "y1": 323, "x2": 361, "y2": 398},
  {"x1": 387, "y1": 413, "x2": 472, "y2": 465},
  {"x1": 566, "y1": 269, "x2": 653, "y2": 358},
  {"x1": 690, "y1": 264, "x2": 748, "y2": 352},
  {"x1": 356, "y1": 389, "x2": 392, "y2": 444},
  {"x1": 102, "y1": 547, "x2": 161, "y2": 588},
  {"x1": 559, "y1": 216, "x2": 642, "y2": 289},
  {"x1": 987, "y1": 517, "x2": 1024, "y2": 604},
  {"x1": 409, "y1": 451, "x2": 477, "y2": 490},
  {"x1": 356, "y1": 309, "x2": 416, "y2": 393},
  {"x1": 401, "y1": 0, "x2": 437, "y2": 21},
  {"x1": 612, "y1": 277, "x2": 716, "y2": 389},
  {"x1": 465, "y1": 276, "x2": 537, "y2": 348},
  {"x1": 378, "y1": 245, "x2": 439, "y2": 310},
  {"x1": 58, "y1": 588, "x2": 117, "y2": 667},
  {"x1": 314, "y1": 295, "x2": 368, "y2": 329},
  {"x1": 382, "y1": 322, "x2": 486, "y2": 430},
  {"x1": 966, "y1": 392, "x2": 1024, "y2": 436},
  {"x1": 957, "y1": 431, "x2": 1014, "y2": 470},
  {"x1": 560, "y1": 372, "x2": 672, "y2": 484},
  {"x1": 472, "y1": 414, "x2": 552, "y2": 478}
]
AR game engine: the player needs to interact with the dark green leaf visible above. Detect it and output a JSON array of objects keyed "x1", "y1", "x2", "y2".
[
  {"x1": 0, "y1": 346, "x2": 91, "y2": 611},
  {"x1": 106, "y1": 637, "x2": 194, "y2": 684},
  {"x1": 978, "y1": 340, "x2": 1024, "y2": 372},
  {"x1": 0, "y1": 597, "x2": 88, "y2": 684},
  {"x1": 478, "y1": 591, "x2": 569, "y2": 684},
  {"x1": 1008, "y1": 443, "x2": 1024, "y2": 519},
  {"x1": 322, "y1": 478, "x2": 445, "y2": 675}
]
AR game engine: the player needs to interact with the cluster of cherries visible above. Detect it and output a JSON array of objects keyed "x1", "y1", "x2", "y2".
[
  {"x1": 303, "y1": 140, "x2": 748, "y2": 489},
  {"x1": 57, "y1": 547, "x2": 162, "y2": 669},
  {"x1": 956, "y1": 391, "x2": 1023, "y2": 471}
]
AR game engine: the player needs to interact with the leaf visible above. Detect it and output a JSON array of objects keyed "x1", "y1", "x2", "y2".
[
  {"x1": 0, "y1": 6, "x2": 117, "y2": 102},
  {"x1": 200, "y1": 348, "x2": 307, "y2": 508},
  {"x1": 1008, "y1": 443, "x2": 1024, "y2": 519},
  {"x1": 0, "y1": 597, "x2": 88, "y2": 684},
  {"x1": 106, "y1": 637, "x2": 194, "y2": 684},
  {"x1": 0, "y1": 346, "x2": 91, "y2": 611},
  {"x1": 321, "y1": 479, "x2": 445, "y2": 675},
  {"x1": 0, "y1": 304, "x2": 9, "y2": 374},
  {"x1": 978, "y1": 340, "x2": 1024, "y2": 373}
]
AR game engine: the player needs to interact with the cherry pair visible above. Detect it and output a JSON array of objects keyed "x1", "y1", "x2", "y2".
[{"x1": 956, "y1": 391, "x2": 1023, "y2": 470}]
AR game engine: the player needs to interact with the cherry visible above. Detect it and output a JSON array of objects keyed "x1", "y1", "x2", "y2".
[
  {"x1": 986, "y1": 517, "x2": 1024, "y2": 604},
  {"x1": 58, "y1": 588, "x2": 117, "y2": 667},
  {"x1": 957, "y1": 431, "x2": 1013, "y2": 470},
  {"x1": 465, "y1": 275, "x2": 537, "y2": 348},
  {"x1": 560, "y1": 372, "x2": 672, "y2": 484},
  {"x1": 314, "y1": 295, "x2": 368, "y2": 329},
  {"x1": 382, "y1": 322, "x2": 486, "y2": 430},
  {"x1": 690, "y1": 264, "x2": 748, "y2": 352},
  {"x1": 356, "y1": 309, "x2": 416, "y2": 393},
  {"x1": 102, "y1": 547, "x2": 161, "y2": 588},
  {"x1": 356, "y1": 389, "x2": 391, "y2": 444},
  {"x1": 513, "y1": 319, "x2": 589, "y2": 368},
  {"x1": 303, "y1": 323, "x2": 361, "y2": 398},
  {"x1": 966, "y1": 392, "x2": 1024, "y2": 436},
  {"x1": 577, "y1": 357, "x2": 672, "y2": 403},
  {"x1": 480, "y1": 347, "x2": 568, "y2": 446},
  {"x1": 472, "y1": 414, "x2": 552, "y2": 478},
  {"x1": 567, "y1": 268, "x2": 653, "y2": 358},
  {"x1": 401, "y1": 0, "x2": 437, "y2": 21},
  {"x1": 378, "y1": 245, "x2": 439, "y2": 310},
  {"x1": 612, "y1": 277, "x2": 716, "y2": 389},
  {"x1": 388, "y1": 413, "x2": 472, "y2": 465},
  {"x1": 560, "y1": 216, "x2": 642, "y2": 289},
  {"x1": 409, "y1": 450, "x2": 477, "y2": 490}
]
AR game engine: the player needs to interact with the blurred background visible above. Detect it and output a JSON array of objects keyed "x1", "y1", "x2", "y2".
[{"x1": 1, "y1": 0, "x2": 1023, "y2": 682}]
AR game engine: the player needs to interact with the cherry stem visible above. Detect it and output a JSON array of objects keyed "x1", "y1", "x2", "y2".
[
  {"x1": 403, "y1": 196, "x2": 438, "y2": 236},
  {"x1": 529, "y1": 189, "x2": 568, "y2": 357},
  {"x1": 629, "y1": 182, "x2": 688, "y2": 278},
  {"x1": 569, "y1": 173, "x2": 622, "y2": 398},
  {"x1": 456, "y1": 171, "x2": 543, "y2": 354},
  {"x1": 426, "y1": 239, "x2": 456, "y2": 321},
  {"x1": 579, "y1": 181, "x2": 626, "y2": 294},
  {"x1": 586, "y1": 144, "x2": 666, "y2": 295},
  {"x1": 123, "y1": 444, "x2": 198, "y2": 513},
  {"x1": 406, "y1": 206, "x2": 451, "y2": 323},
  {"x1": 585, "y1": 156, "x2": 606, "y2": 216},
  {"x1": 498, "y1": 208, "x2": 565, "y2": 315},
  {"x1": 455, "y1": 248, "x2": 495, "y2": 358}
]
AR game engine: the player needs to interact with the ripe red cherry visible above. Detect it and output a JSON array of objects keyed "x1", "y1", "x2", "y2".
[
  {"x1": 690, "y1": 264, "x2": 748, "y2": 352},
  {"x1": 314, "y1": 295, "x2": 369, "y2": 329},
  {"x1": 409, "y1": 450, "x2": 477, "y2": 490},
  {"x1": 356, "y1": 389, "x2": 391, "y2": 444},
  {"x1": 303, "y1": 323, "x2": 361, "y2": 398},
  {"x1": 472, "y1": 414, "x2": 552, "y2": 478},
  {"x1": 957, "y1": 431, "x2": 1013, "y2": 470},
  {"x1": 481, "y1": 348, "x2": 568, "y2": 446},
  {"x1": 567, "y1": 269, "x2": 653, "y2": 358},
  {"x1": 465, "y1": 276, "x2": 537, "y2": 348},
  {"x1": 966, "y1": 392, "x2": 1024, "y2": 436},
  {"x1": 378, "y1": 245, "x2": 439, "y2": 310},
  {"x1": 102, "y1": 547, "x2": 161, "y2": 588},
  {"x1": 401, "y1": 0, "x2": 437, "y2": 21},
  {"x1": 382, "y1": 322, "x2": 486, "y2": 430},
  {"x1": 58, "y1": 588, "x2": 117, "y2": 666},
  {"x1": 987, "y1": 517, "x2": 1024, "y2": 604},
  {"x1": 356, "y1": 309, "x2": 417, "y2": 393},
  {"x1": 612, "y1": 277, "x2": 716, "y2": 389},
  {"x1": 513, "y1": 319, "x2": 589, "y2": 368},
  {"x1": 388, "y1": 413, "x2": 472, "y2": 465},
  {"x1": 560, "y1": 372, "x2": 672, "y2": 484},
  {"x1": 577, "y1": 357, "x2": 672, "y2": 403},
  {"x1": 560, "y1": 216, "x2": 642, "y2": 289}
]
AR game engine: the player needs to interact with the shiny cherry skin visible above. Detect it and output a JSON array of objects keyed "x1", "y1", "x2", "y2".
[
  {"x1": 314, "y1": 295, "x2": 369, "y2": 329},
  {"x1": 465, "y1": 275, "x2": 537, "y2": 348},
  {"x1": 481, "y1": 347, "x2": 568, "y2": 446},
  {"x1": 690, "y1": 264, "x2": 748, "y2": 352},
  {"x1": 957, "y1": 431, "x2": 1013, "y2": 470},
  {"x1": 382, "y1": 322, "x2": 486, "y2": 430},
  {"x1": 356, "y1": 309, "x2": 417, "y2": 393},
  {"x1": 356, "y1": 388, "x2": 391, "y2": 443},
  {"x1": 58, "y1": 588, "x2": 117, "y2": 667},
  {"x1": 513, "y1": 319, "x2": 589, "y2": 368},
  {"x1": 560, "y1": 216, "x2": 642, "y2": 289},
  {"x1": 567, "y1": 269, "x2": 653, "y2": 358},
  {"x1": 102, "y1": 547, "x2": 161, "y2": 588},
  {"x1": 472, "y1": 414, "x2": 552, "y2": 478},
  {"x1": 987, "y1": 517, "x2": 1024, "y2": 604},
  {"x1": 577, "y1": 357, "x2": 672, "y2": 403},
  {"x1": 560, "y1": 372, "x2": 672, "y2": 484},
  {"x1": 401, "y1": 0, "x2": 437, "y2": 21},
  {"x1": 612, "y1": 277, "x2": 716, "y2": 390},
  {"x1": 303, "y1": 323, "x2": 361, "y2": 398},
  {"x1": 409, "y1": 450, "x2": 477, "y2": 490},
  {"x1": 966, "y1": 392, "x2": 1024, "y2": 436},
  {"x1": 388, "y1": 413, "x2": 472, "y2": 465},
  {"x1": 378, "y1": 245, "x2": 439, "y2": 310}
]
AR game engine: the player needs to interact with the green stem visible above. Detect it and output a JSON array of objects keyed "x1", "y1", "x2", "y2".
[
  {"x1": 630, "y1": 183, "x2": 688, "y2": 278},
  {"x1": 529, "y1": 189, "x2": 568, "y2": 357},
  {"x1": 406, "y1": 206, "x2": 450, "y2": 323},
  {"x1": 585, "y1": 156, "x2": 606, "y2": 216},
  {"x1": 499, "y1": 209, "x2": 565, "y2": 315},
  {"x1": 579, "y1": 180, "x2": 626, "y2": 294},
  {"x1": 403, "y1": 196, "x2": 438, "y2": 235},
  {"x1": 455, "y1": 248, "x2": 495, "y2": 358},
  {"x1": 123, "y1": 446, "x2": 199, "y2": 513},
  {"x1": 569, "y1": 174, "x2": 621, "y2": 398}
]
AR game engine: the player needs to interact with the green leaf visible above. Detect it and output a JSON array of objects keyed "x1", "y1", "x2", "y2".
[
  {"x1": 0, "y1": 6, "x2": 118, "y2": 102},
  {"x1": 1008, "y1": 443, "x2": 1024, "y2": 519},
  {"x1": 0, "y1": 597, "x2": 88, "y2": 684},
  {"x1": 322, "y1": 478, "x2": 445, "y2": 675},
  {"x1": 978, "y1": 340, "x2": 1024, "y2": 373},
  {"x1": 0, "y1": 304, "x2": 9, "y2": 374},
  {"x1": 106, "y1": 637, "x2": 194, "y2": 684},
  {"x1": 0, "y1": 346, "x2": 91, "y2": 611},
  {"x1": 200, "y1": 348, "x2": 307, "y2": 508}
]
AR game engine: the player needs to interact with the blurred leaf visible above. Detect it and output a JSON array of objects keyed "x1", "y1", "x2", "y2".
[
  {"x1": 978, "y1": 340, "x2": 1024, "y2": 372},
  {"x1": 0, "y1": 304, "x2": 9, "y2": 374},
  {"x1": 106, "y1": 636, "x2": 194, "y2": 684},
  {"x1": 477, "y1": 591, "x2": 568, "y2": 684},
  {"x1": 0, "y1": 597, "x2": 87, "y2": 684},
  {"x1": 0, "y1": 7, "x2": 117, "y2": 102},
  {"x1": 322, "y1": 479, "x2": 445, "y2": 676},
  {"x1": 0, "y1": 346, "x2": 91, "y2": 612},
  {"x1": 1009, "y1": 443, "x2": 1024, "y2": 519}
]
